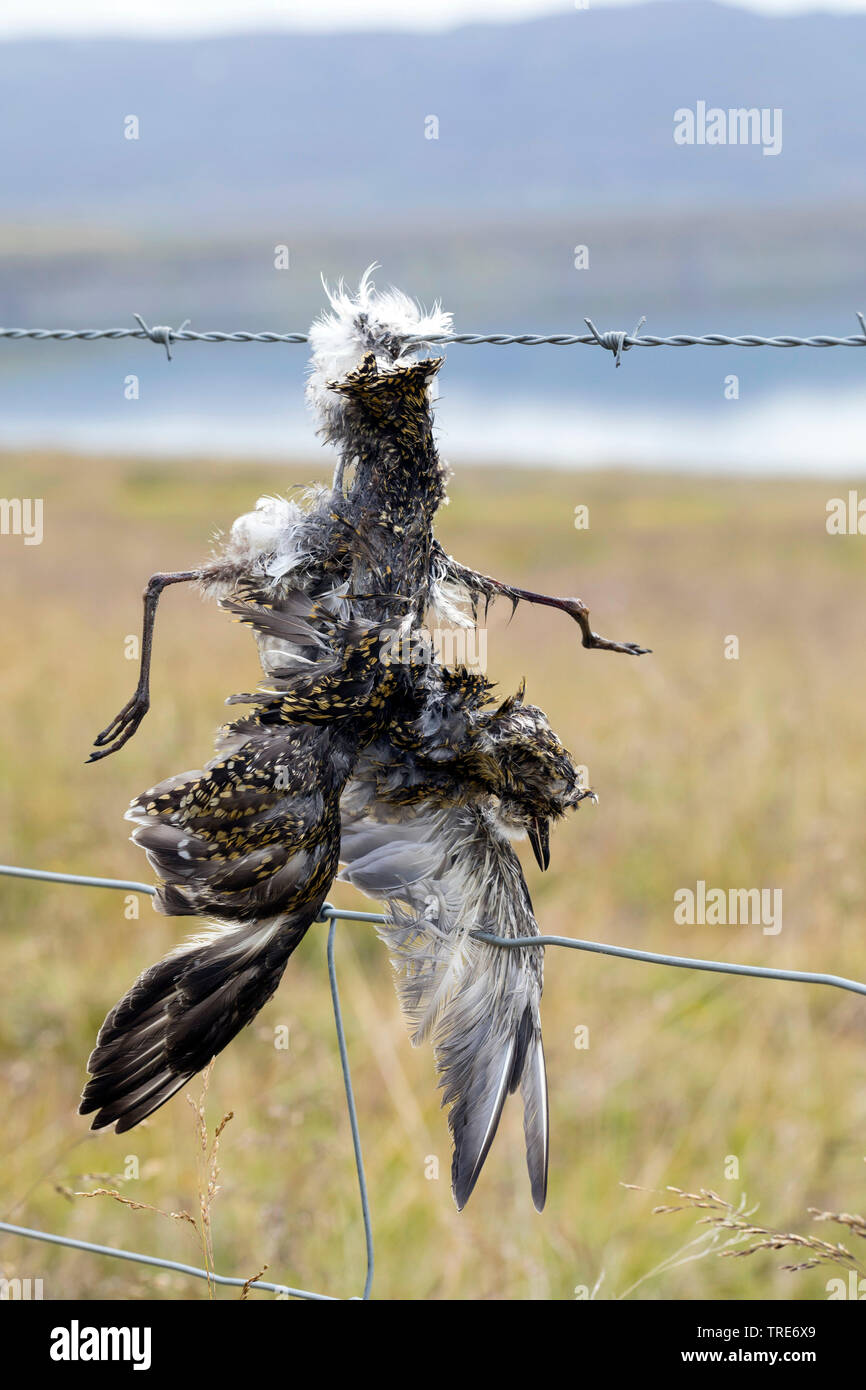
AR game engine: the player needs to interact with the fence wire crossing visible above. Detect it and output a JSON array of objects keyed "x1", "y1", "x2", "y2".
[
  {"x1": 1, "y1": 863, "x2": 865, "y2": 1300},
  {"x1": 2, "y1": 312, "x2": 866, "y2": 366}
]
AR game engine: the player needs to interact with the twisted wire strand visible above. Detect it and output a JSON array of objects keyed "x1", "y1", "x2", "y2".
[
  {"x1": 2, "y1": 313, "x2": 866, "y2": 359},
  {"x1": 415, "y1": 330, "x2": 866, "y2": 348},
  {"x1": 0, "y1": 327, "x2": 309, "y2": 344}
]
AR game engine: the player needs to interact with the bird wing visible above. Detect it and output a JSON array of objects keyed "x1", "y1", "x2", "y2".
[
  {"x1": 338, "y1": 777, "x2": 549, "y2": 1211},
  {"x1": 80, "y1": 714, "x2": 349, "y2": 1133},
  {"x1": 79, "y1": 592, "x2": 395, "y2": 1135}
]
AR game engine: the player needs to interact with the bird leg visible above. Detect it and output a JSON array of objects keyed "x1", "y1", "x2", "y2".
[
  {"x1": 497, "y1": 584, "x2": 650, "y2": 655},
  {"x1": 439, "y1": 553, "x2": 650, "y2": 656},
  {"x1": 88, "y1": 570, "x2": 201, "y2": 762}
]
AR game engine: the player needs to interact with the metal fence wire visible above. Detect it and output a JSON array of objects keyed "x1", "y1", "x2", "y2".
[
  {"x1": 1, "y1": 862, "x2": 865, "y2": 1300},
  {"x1": 3, "y1": 311, "x2": 866, "y2": 366}
]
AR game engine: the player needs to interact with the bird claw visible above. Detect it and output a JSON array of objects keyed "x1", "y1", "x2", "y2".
[
  {"x1": 88, "y1": 695, "x2": 150, "y2": 762},
  {"x1": 558, "y1": 598, "x2": 650, "y2": 656},
  {"x1": 586, "y1": 635, "x2": 652, "y2": 656}
]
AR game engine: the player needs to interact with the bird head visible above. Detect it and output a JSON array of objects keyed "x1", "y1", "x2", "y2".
[
  {"x1": 306, "y1": 265, "x2": 452, "y2": 448},
  {"x1": 472, "y1": 686, "x2": 593, "y2": 870}
]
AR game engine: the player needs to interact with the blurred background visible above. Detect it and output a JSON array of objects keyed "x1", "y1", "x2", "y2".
[
  {"x1": 1, "y1": 0, "x2": 866, "y2": 1302},
  {"x1": 1, "y1": 0, "x2": 866, "y2": 467}
]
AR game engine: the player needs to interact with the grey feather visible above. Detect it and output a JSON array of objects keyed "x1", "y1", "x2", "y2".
[
  {"x1": 520, "y1": 1032, "x2": 549, "y2": 1212},
  {"x1": 339, "y1": 791, "x2": 548, "y2": 1209}
]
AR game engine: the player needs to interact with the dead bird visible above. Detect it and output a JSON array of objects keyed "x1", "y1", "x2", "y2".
[
  {"x1": 82, "y1": 622, "x2": 591, "y2": 1209},
  {"x1": 81, "y1": 271, "x2": 645, "y2": 1206}
]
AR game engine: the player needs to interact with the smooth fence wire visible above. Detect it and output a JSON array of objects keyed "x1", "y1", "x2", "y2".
[
  {"x1": 2, "y1": 311, "x2": 866, "y2": 366},
  {"x1": 2, "y1": 863, "x2": 866, "y2": 1301},
  {"x1": 0, "y1": 865, "x2": 374, "y2": 1300}
]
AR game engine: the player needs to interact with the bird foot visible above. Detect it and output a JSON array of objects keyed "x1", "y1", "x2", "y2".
[
  {"x1": 88, "y1": 693, "x2": 150, "y2": 762},
  {"x1": 559, "y1": 598, "x2": 651, "y2": 656}
]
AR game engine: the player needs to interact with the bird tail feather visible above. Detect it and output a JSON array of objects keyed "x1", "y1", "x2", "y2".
[
  {"x1": 338, "y1": 803, "x2": 548, "y2": 1209},
  {"x1": 440, "y1": 989, "x2": 546, "y2": 1212},
  {"x1": 520, "y1": 1030, "x2": 549, "y2": 1213},
  {"x1": 79, "y1": 911, "x2": 310, "y2": 1133}
]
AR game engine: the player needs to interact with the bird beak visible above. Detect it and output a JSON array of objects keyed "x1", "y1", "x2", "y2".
[{"x1": 527, "y1": 817, "x2": 550, "y2": 872}]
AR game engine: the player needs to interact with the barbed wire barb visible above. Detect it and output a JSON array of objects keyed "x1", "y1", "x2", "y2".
[
  {"x1": 132, "y1": 313, "x2": 191, "y2": 361},
  {"x1": 584, "y1": 315, "x2": 647, "y2": 367}
]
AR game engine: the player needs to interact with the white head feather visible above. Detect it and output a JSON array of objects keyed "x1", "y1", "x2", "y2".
[{"x1": 306, "y1": 264, "x2": 453, "y2": 438}]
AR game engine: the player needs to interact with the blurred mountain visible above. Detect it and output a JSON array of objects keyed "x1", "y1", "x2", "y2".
[
  {"x1": 0, "y1": 0, "x2": 863, "y2": 234},
  {"x1": 2, "y1": 0, "x2": 865, "y2": 473}
]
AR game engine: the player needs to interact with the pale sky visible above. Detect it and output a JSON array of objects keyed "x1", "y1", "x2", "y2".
[{"x1": 0, "y1": 0, "x2": 864, "y2": 39}]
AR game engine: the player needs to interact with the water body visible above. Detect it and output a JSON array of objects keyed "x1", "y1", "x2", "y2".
[{"x1": 0, "y1": 308, "x2": 863, "y2": 474}]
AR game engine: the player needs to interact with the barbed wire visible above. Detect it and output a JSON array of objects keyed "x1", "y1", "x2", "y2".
[
  {"x1": 2, "y1": 861, "x2": 865, "y2": 1300},
  {"x1": 2, "y1": 311, "x2": 866, "y2": 366}
]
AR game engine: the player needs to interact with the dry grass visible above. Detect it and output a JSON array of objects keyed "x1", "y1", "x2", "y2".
[
  {"x1": 56, "y1": 1066, "x2": 243, "y2": 1297},
  {"x1": 621, "y1": 1180, "x2": 866, "y2": 1295},
  {"x1": 1, "y1": 450, "x2": 865, "y2": 1300}
]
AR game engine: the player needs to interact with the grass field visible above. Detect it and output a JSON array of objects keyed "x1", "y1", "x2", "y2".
[{"x1": 1, "y1": 450, "x2": 865, "y2": 1301}]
